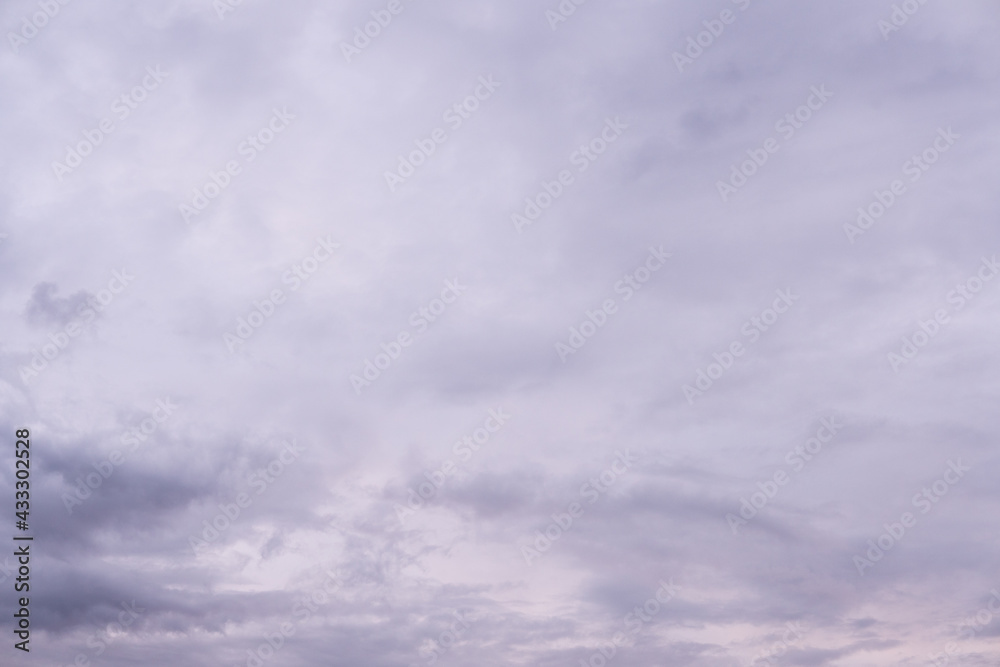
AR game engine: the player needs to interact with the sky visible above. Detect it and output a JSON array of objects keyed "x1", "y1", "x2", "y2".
[{"x1": 1, "y1": 0, "x2": 1000, "y2": 665}]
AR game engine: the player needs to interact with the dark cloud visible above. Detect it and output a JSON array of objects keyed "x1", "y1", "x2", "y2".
[{"x1": 23, "y1": 282, "x2": 92, "y2": 328}]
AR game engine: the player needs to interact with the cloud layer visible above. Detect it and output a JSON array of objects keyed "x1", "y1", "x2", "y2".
[{"x1": 2, "y1": 0, "x2": 999, "y2": 665}]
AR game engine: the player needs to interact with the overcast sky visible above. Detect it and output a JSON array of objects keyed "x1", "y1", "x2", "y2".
[{"x1": 2, "y1": 1, "x2": 1000, "y2": 665}]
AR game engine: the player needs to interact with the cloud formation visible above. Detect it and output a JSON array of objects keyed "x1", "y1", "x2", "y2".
[{"x1": 1, "y1": 0, "x2": 999, "y2": 665}]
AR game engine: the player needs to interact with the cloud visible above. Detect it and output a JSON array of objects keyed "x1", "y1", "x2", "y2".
[{"x1": 1, "y1": 0, "x2": 999, "y2": 665}]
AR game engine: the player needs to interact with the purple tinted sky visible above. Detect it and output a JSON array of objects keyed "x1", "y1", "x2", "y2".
[{"x1": 2, "y1": 1, "x2": 1000, "y2": 665}]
